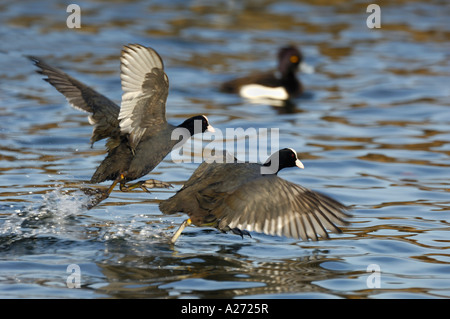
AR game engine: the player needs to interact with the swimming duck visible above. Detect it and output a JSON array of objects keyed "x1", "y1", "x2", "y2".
[{"x1": 220, "y1": 46, "x2": 305, "y2": 101}]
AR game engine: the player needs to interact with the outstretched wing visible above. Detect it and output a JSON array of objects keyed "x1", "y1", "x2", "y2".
[
  {"x1": 215, "y1": 175, "x2": 350, "y2": 241},
  {"x1": 29, "y1": 56, "x2": 120, "y2": 146},
  {"x1": 118, "y1": 44, "x2": 169, "y2": 150}
]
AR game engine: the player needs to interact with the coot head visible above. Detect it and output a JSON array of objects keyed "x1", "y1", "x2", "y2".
[
  {"x1": 263, "y1": 148, "x2": 304, "y2": 174},
  {"x1": 278, "y1": 46, "x2": 303, "y2": 76},
  {"x1": 178, "y1": 115, "x2": 215, "y2": 136}
]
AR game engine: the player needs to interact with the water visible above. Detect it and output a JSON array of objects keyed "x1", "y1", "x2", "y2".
[{"x1": 0, "y1": 0, "x2": 449, "y2": 299}]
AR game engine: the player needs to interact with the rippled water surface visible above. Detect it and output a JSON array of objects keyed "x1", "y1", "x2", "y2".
[{"x1": 1, "y1": 0, "x2": 449, "y2": 299}]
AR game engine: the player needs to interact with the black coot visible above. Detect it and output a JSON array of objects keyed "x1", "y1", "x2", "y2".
[
  {"x1": 29, "y1": 44, "x2": 214, "y2": 206},
  {"x1": 220, "y1": 46, "x2": 303, "y2": 101},
  {"x1": 160, "y1": 148, "x2": 350, "y2": 243}
]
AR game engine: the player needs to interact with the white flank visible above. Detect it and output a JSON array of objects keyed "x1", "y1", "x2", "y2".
[{"x1": 239, "y1": 84, "x2": 289, "y2": 101}]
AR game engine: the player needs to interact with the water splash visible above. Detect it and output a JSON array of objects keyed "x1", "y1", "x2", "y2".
[
  {"x1": 1, "y1": 186, "x2": 175, "y2": 248},
  {"x1": 98, "y1": 216, "x2": 170, "y2": 243},
  {"x1": 0, "y1": 187, "x2": 91, "y2": 239}
]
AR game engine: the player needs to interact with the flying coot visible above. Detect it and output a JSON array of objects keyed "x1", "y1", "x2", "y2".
[
  {"x1": 160, "y1": 148, "x2": 350, "y2": 243},
  {"x1": 220, "y1": 46, "x2": 305, "y2": 101},
  {"x1": 29, "y1": 44, "x2": 215, "y2": 207}
]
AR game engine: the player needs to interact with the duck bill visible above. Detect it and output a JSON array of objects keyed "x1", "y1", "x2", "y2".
[
  {"x1": 206, "y1": 125, "x2": 215, "y2": 133},
  {"x1": 295, "y1": 159, "x2": 304, "y2": 169},
  {"x1": 300, "y1": 62, "x2": 315, "y2": 74}
]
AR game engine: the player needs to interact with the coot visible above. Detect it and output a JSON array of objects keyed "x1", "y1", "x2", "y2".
[
  {"x1": 220, "y1": 46, "x2": 304, "y2": 101},
  {"x1": 29, "y1": 44, "x2": 214, "y2": 206},
  {"x1": 160, "y1": 148, "x2": 350, "y2": 243}
]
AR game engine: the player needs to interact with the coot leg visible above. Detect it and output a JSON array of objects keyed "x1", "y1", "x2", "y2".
[
  {"x1": 84, "y1": 176, "x2": 173, "y2": 209},
  {"x1": 170, "y1": 218, "x2": 192, "y2": 244}
]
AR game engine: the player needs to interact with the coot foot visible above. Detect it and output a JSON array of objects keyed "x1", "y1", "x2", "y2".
[
  {"x1": 81, "y1": 187, "x2": 111, "y2": 209},
  {"x1": 220, "y1": 226, "x2": 252, "y2": 239},
  {"x1": 119, "y1": 179, "x2": 173, "y2": 193},
  {"x1": 230, "y1": 227, "x2": 252, "y2": 239},
  {"x1": 142, "y1": 179, "x2": 173, "y2": 192}
]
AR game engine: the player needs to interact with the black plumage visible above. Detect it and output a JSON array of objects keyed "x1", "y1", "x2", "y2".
[
  {"x1": 29, "y1": 44, "x2": 214, "y2": 205},
  {"x1": 160, "y1": 148, "x2": 350, "y2": 243}
]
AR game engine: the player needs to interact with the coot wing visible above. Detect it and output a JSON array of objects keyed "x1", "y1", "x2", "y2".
[
  {"x1": 118, "y1": 44, "x2": 169, "y2": 150},
  {"x1": 216, "y1": 175, "x2": 350, "y2": 241},
  {"x1": 29, "y1": 56, "x2": 120, "y2": 146}
]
